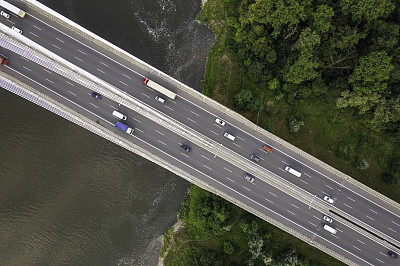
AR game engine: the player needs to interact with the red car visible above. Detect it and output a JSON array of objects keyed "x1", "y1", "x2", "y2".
[
  {"x1": 263, "y1": 145, "x2": 273, "y2": 153},
  {"x1": 0, "y1": 55, "x2": 8, "y2": 66}
]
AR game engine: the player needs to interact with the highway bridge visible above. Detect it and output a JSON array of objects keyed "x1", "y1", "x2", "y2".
[{"x1": 0, "y1": 1, "x2": 399, "y2": 265}]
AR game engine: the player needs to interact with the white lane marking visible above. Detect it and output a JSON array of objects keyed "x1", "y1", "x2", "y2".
[
  {"x1": 23, "y1": 66, "x2": 31, "y2": 71},
  {"x1": 141, "y1": 93, "x2": 150, "y2": 98},
  {"x1": 132, "y1": 118, "x2": 141, "y2": 123},
  {"x1": 379, "y1": 252, "x2": 387, "y2": 256},
  {"x1": 313, "y1": 215, "x2": 319, "y2": 220},
  {"x1": 388, "y1": 227, "x2": 397, "y2": 233},
  {"x1": 43, "y1": 69, "x2": 52, "y2": 74},
  {"x1": 29, "y1": 32, "x2": 38, "y2": 37},
  {"x1": 287, "y1": 210, "x2": 296, "y2": 216},
  {"x1": 201, "y1": 155, "x2": 210, "y2": 161},
  {"x1": 237, "y1": 136, "x2": 245, "y2": 141},
  {"x1": 375, "y1": 258, "x2": 384, "y2": 264},
  {"x1": 45, "y1": 78, "x2": 54, "y2": 84},
  {"x1": 369, "y1": 209, "x2": 377, "y2": 214},
  {"x1": 243, "y1": 186, "x2": 251, "y2": 192},
  {"x1": 52, "y1": 44, "x2": 61, "y2": 49},
  {"x1": 180, "y1": 153, "x2": 189, "y2": 158},
  {"x1": 32, "y1": 24, "x2": 42, "y2": 30},
  {"x1": 325, "y1": 184, "x2": 333, "y2": 189},
  {"x1": 365, "y1": 215, "x2": 374, "y2": 221},
  {"x1": 135, "y1": 128, "x2": 143, "y2": 133},
  {"x1": 343, "y1": 203, "x2": 352, "y2": 209},
  {"x1": 100, "y1": 62, "x2": 109, "y2": 67},
  {"x1": 97, "y1": 68, "x2": 105, "y2": 74},
  {"x1": 264, "y1": 198, "x2": 273, "y2": 204},
  {"x1": 332, "y1": 235, "x2": 339, "y2": 239},
  {"x1": 233, "y1": 143, "x2": 241, "y2": 148},
  {"x1": 78, "y1": 49, "x2": 87, "y2": 55},
  {"x1": 187, "y1": 117, "x2": 196, "y2": 123},
  {"x1": 155, "y1": 130, "x2": 164, "y2": 136},
  {"x1": 291, "y1": 204, "x2": 299, "y2": 209},
  {"x1": 119, "y1": 80, "x2": 128, "y2": 86},
  {"x1": 210, "y1": 130, "x2": 218, "y2": 135},
  {"x1": 347, "y1": 197, "x2": 355, "y2": 202},
  {"x1": 203, "y1": 165, "x2": 212, "y2": 170},
  {"x1": 89, "y1": 103, "x2": 98, "y2": 108},
  {"x1": 55, "y1": 37, "x2": 64, "y2": 43},
  {"x1": 352, "y1": 246, "x2": 361, "y2": 251},
  {"x1": 308, "y1": 222, "x2": 317, "y2": 227},
  {"x1": 269, "y1": 192, "x2": 277, "y2": 197},
  {"x1": 21, "y1": 57, "x2": 29, "y2": 62},
  {"x1": 67, "y1": 91, "x2": 76, "y2": 96},
  {"x1": 356, "y1": 239, "x2": 365, "y2": 245},
  {"x1": 303, "y1": 173, "x2": 312, "y2": 178},
  {"x1": 122, "y1": 73, "x2": 131, "y2": 79},
  {"x1": 392, "y1": 221, "x2": 400, "y2": 227},
  {"x1": 224, "y1": 167, "x2": 232, "y2": 172},
  {"x1": 157, "y1": 140, "x2": 166, "y2": 145},
  {"x1": 66, "y1": 81, "x2": 74, "y2": 86},
  {"x1": 165, "y1": 106, "x2": 173, "y2": 111},
  {"x1": 74, "y1": 56, "x2": 83, "y2": 61},
  {"x1": 226, "y1": 177, "x2": 234, "y2": 182},
  {"x1": 300, "y1": 179, "x2": 309, "y2": 185},
  {"x1": 190, "y1": 111, "x2": 199, "y2": 116}
]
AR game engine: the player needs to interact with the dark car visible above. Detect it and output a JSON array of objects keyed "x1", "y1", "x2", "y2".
[
  {"x1": 388, "y1": 251, "x2": 398, "y2": 259},
  {"x1": 0, "y1": 54, "x2": 8, "y2": 66},
  {"x1": 249, "y1": 154, "x2": 260, "y2": 162},
  {"x1": 91, "y1": 92, "x2": 102, "y2": 100},
  {"x1": 181, "y1": 145, "x2": 191, "y2": 153}
]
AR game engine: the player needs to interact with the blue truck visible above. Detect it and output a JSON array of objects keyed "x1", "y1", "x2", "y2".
[{"x1": 115, "y1": 121, "x2": 134, "y2": 135}]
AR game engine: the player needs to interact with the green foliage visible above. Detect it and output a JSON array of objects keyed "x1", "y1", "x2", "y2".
[
  {"x1": 264, "y1": 123, "x2": 276, "y2": 133},
  {"x1": 383, "y1": 159, "x2": 400, "y2": 184},
  {"x1": 268, "y1": 78, "x2": 280, "y2": 91},
  {"x1": 340, "y1": 0, "x2": 395, "y2": 23},
  {"x1": 312, "y1": 4, "x2": 334, "y2": 33},
  {"x1": 223, "y1": 241, "x2": 235, "y2": 254},
  {"x1": 177, "y1": 190, "x2": 191, "y2": 223},
  {"x1": 382, "y1": 173, "x2": 398, "y2": 185},
  {"x1": 234, "y1": 89, "x2": 264, "y2": 112},
  {"x1": 238, "y1": 214, "x2": 261, "y2": 235},
  {"x1": 289, "y1": 118, "x2": 305, "y2": 133},
  {"x1": 284, "y1": 50, "x2": 321, "y2": 84}
]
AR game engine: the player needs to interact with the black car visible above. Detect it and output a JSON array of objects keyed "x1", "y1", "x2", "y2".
[
  {"x1": 249, "y1": 154, "x2": 260, "y2": 162},
  {"x1": 388, "y1": 251, "x2": 398, "y2": 259},
  {"x1": 181, "y1": 145, "x2": 191, "y2": 153},
  {"x1": 91, "y1": 92, "x2": 102, "y2": 100}
]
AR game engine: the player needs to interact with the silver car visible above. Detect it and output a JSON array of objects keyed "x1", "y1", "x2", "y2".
[
  {"x1": 1, "y1": 11, "x2": 10, "y2": 19},
  {"x1": 249, "y1": 154, "x2": 260, "y2": 162},
  {"x1": 12, "y1": 26, "x2": 23, "y2": 34},
  {"x1": 215, "y1": 117, "x2": 225, "y2": 126},
  {"x1": 243, "y1": 173, "x2": 254, "y2": 183}
]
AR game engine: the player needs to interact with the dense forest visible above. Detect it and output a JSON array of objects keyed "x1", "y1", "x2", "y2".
[{"x1": 161, "y1": 0, "x2": 400, "y2": 265}]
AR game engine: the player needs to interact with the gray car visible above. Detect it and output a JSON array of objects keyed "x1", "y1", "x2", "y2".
[
  {"x1": 249, "y1": 154, "x2": 260, "y2": 162},
  {"x1": 243, "y1": 173, "x2": 255, "y2": 183}
]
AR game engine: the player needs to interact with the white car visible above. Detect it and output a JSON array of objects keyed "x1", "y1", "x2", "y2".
[
  {"x1": 323, "y1": 195, "x2": 335, "y2": 204},
  {"x1": 12, "y1": 26, "x2": 23, "y2": 34},
  {"x1": 323, "y1": 215, "x2": 333, "y2": 223},
  {"x1": 215, "y1": 117, "x2": 225, "y2": 126},
  {"x1": 1, "y1": 11, "x2": 10, "y2": 19}
]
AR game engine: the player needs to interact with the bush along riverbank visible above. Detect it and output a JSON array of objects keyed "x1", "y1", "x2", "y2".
[{"x1": 160, "y1": 0, "x2": 400, "y2": 264}]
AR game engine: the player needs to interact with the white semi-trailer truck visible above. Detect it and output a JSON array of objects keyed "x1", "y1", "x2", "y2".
[
  {"x1": 142, "y1": 77, "x2": 176, "y2": 100},
  {"x1": 0, "y1": 0, "x2": 26, "y2": 18}
]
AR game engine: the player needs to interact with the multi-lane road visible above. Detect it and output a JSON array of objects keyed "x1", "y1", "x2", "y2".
[{"x1": 0, "y1": 1, "x2": 399, "y2": 265}]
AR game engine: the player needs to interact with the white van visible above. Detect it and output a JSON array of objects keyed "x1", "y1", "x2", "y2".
[
  {"x1": 112, "y1": 110, "x2": 127, "y2": 121},
  {"x1": 223, "y1": 132, "x2": 236, "y2": 141},
  {"x1": 284, "y1": 165, "x2": 302, "y2": 177},
  {"x1": 323, "y1": 224, "x2": 337, "y2": 234}
]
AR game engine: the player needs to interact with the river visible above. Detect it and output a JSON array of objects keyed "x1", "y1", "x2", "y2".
[{"x1": 0, "y1": 0, "x2": 214, "y2": 265}]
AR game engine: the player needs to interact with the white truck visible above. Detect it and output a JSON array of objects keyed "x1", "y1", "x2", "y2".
[{"x1": 142, "y1": 77, "x2": 176, "y2": 100}]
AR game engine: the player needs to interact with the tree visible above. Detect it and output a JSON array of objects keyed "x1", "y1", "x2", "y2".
[
  {"x1": 238, "y1": 215, "x2": 261, "y2": 235},
  {"x1": 223, "y1": 241, "x2": 235, "y2": 254},
  {"x1": 293, "y1": 28, "x2": 321, "y2": 51},
  {"x1": 284, "y1": 50, "x2": 321, "y2": 84},
  {"x1": 340, "y1": 0, "x2": 395, "y2": 23},
  {"x1": 234, "y1": 89, "x2": 253, "y2": 110},
  {"x1": 289, "y1": 118, "x2": 305, "y2": 133},
  {"x1": 312, "y1": 4, "x2": 334, "y2": 33}
]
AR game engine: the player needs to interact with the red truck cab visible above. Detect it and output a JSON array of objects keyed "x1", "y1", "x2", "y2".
[{"x1": 0, "y1": 55, "x2": 8, "y2": 66}]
